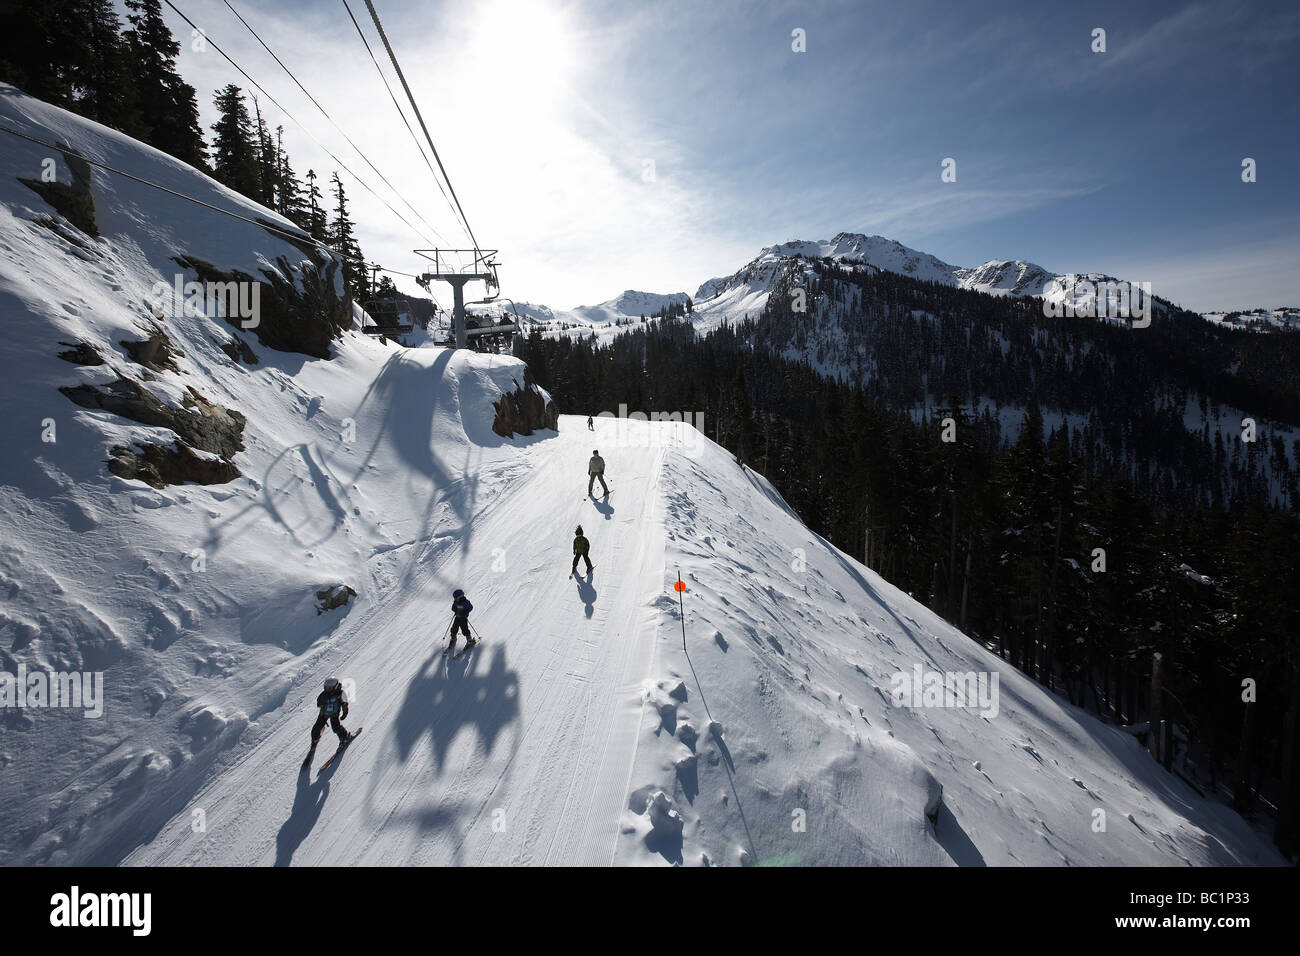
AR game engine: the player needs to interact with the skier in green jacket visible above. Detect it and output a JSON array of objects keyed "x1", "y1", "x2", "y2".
[{"x1": 572, "y1": 525, "x2": 593, "y2": 576}]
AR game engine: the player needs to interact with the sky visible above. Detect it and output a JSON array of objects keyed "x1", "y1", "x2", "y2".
[{"x1": 163, "y1": 0, "x2": 1300, "y2": 312}]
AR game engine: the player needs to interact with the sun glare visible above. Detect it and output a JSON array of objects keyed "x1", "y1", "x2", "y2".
[{"x1": 468, "y1": 0, "x2": 577, "y2": 108}]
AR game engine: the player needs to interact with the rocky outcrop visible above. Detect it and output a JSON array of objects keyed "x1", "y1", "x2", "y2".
[
  {"x1": 60, "y1": 377, "x2": 245, "y2": 459},
  {"x1": 121, "y1": 326, "x2": 182, "y2": 374},
  {"x1": 18, "y1": 143, "x2": 98, "y2": 238},
  {"x1": 57, "y1": 341, "x2": 105, "y2": 366},
  {"x1": 215, "y1": 335, "x2": 258, "y2": 365},
  {"x1": 315, "y1": 584, "x2": 357, "y2": 615},
  {"x1": 108, "y1": 441, "x2": 240, "y2": 488},
  {"x1": 492, "y1": 368, "x2": 558, "y2": 437},
  {"x1": 174, "y1": 248, "x2": 351, "y2": 359}
]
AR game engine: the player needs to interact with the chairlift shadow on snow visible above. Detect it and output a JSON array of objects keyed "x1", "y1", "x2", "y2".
[{"x1": 393, "y1": 642, "x2": 520, "y2": 777}]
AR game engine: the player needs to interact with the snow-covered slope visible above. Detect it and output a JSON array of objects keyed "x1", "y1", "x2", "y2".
[
  {"x1": 494, "y1": 290, "x2": 691, "y2": 348},
  {"x1": 0, "y1": 88, "x2": 1284, "y2": 867},
  {"x1": 0, "y1": 86, "x2": 551, "y2": 863},
  {"x1": 1202, "y1": 307, "x2": 1300, "y2": 332},
  {"x1": 569, "y1": 289, "x2": 690, "y2": 325},
  {"x1": 119, "y1": 411, "x2": 1282, "y2": 867}
]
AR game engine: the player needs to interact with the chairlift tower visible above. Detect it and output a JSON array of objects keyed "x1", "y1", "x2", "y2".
[{"x1": 414, "y1": 248, "x2": 499, "y2": 349}]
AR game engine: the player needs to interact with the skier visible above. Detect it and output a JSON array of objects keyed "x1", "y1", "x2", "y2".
[
  {"x1": 572, "y1": 525, "x2": 593, "y2": 576},
  {"x1": 446, "y1": 588, "x2": 475, "y2": 656},
  {"x1": 587, "y1": 416, "x2": 594, "y2": 431},
  {"x1": 303, "y1": 677, "x2": 354, "y2": 768},
  {"x1": 588, "y1": 449, "x2": 608, "y2": 497}
]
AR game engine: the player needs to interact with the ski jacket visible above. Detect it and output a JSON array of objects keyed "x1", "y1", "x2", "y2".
[
  {"x1": 317, "y1": 686, "x2": 348, "y2": 719},
  {"x1": 452, "y1": 596, "x2": 473, "y2": 620},
  {"x1": 588, "y1": 455, "x2": 605, "y2": 476},
  {"x1": 573, "y1": 534, "x2": 590, "y2": 556}
]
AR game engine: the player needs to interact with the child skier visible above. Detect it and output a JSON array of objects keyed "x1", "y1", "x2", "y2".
[
  {"x1": 447, "y1": 588, "x2": 475, "y2": 656},
  {"x1": 572, "y1": 525, "x2": 593, "y2": 576},
  {"x1": 587, "y1": 416, "x2": 594, "y2": 431},
  {"x1": 588, "y1": 449, "x2": 608, "y2": 497},
  {"x1": 303, "y1": 677, "x2": 355, "y2": 769}
]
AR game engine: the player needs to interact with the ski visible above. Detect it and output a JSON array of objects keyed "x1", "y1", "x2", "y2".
[
  {"x1": 453, "y1": 639, "x2": 479, "y2": 660},
  {"x1": 318, "y1": 727, "x2": 363, "y2": 773}
]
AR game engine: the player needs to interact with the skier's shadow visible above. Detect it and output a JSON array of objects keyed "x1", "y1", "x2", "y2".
[
  {"x1": 574, "y1": 572, "x2": 597, "y2": 616},
  {"x1": 275, "y1": 769, "x2": 330, "y2": 866},
  {"x1": 590, "y1": 494, "x2": 614, "y2": 520}
]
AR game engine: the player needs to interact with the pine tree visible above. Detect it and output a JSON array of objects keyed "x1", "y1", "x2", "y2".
[
  {"x1": 250, "y1": 94, "x2": 277, "y2": 207},
  {"x1": 275, "y1": 127, "x2": 309, "y2": 229},
  {"x1": 0, "y1": 0, "x2": 88, "y2": 108},
  {"x1": 79, "y1": 0, "x2": 144, "y2": 135},
  {"x1": 328, "y1": 172, "x2": 367, "y2": 299},
  {"x1": 722, "y1": 363, "x2": 758, "y2": 466},
  {"x1": 210, "y1": 84, "x2": 261, "y2": 199},
  {"x1": 124, "y1": 0, "x2": 206, "y2": 167},
  {"x1": 304, "y1": 169, "x2": 328, "y2": 241}
]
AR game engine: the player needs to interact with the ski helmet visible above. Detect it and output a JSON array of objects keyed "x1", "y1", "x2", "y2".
[
  {"x1": 593, "y1": 449, "x2": 599, "y2": 455},
  {"x1": 453, "y1": 588, "x2": 464, "y2": 599},
  {"x1": 323, "y1": 677, "x2": 340, "y2": 689}
]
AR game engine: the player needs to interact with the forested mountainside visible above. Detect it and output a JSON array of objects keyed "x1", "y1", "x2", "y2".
[{"x1": 518, "y1": 289, "x2": 1300, "y2": 853}]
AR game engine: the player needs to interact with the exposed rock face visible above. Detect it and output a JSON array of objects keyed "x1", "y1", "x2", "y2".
[
  {"x1": 174, "y1": 246, "x2": 351, "y2": 359},
  {"x1": 215, "y1": 336, "x2": 258, "y2": 365},
  {"x1": 492, "y1": 368, "x2": 558, "y2": 437},
  {"x1": 315, "y1": 584, "x2": 357, "y2": 615},
  {"x1": 18, "y1": 143, "x2": 98, "y2": 238},
  {"x1": 107, "y1": 441, "x2": 240, "y2": 488},
  {"x1": 121, "y1": 326, "x2": 182, "y2": 373},
  {"x1": 60, "y1": 377, "x2": 245, "y2": 459},
  {"x1": 57, "y1": 341, "x2": 104, "y2": 366}
]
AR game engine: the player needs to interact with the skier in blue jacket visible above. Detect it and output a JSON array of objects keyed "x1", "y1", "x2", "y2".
[
  {"x1": 302, "y1": 677, "x2": 354, "y2": 769},
  {"x1": 447, "y1": 588, "x2": 475, "y2": 656}
]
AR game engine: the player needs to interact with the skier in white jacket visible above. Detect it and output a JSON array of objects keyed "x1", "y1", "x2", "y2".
[{"x1": 588, "y1": 449, "x2": 608, "y2": 497}]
